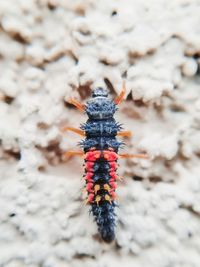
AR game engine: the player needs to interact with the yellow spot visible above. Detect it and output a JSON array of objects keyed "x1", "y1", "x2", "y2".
[
  {"x1": 104, "y1": 184, "x2": 111, "y2": 191},
  {"x1": 95, "y1": 195, "x2": 101, "y2": 205},
  {"x1": 94, "y1": 184, "x2": 100, "y2": 194},
  {"x1": 105, "y1": 194, "x2": 112, "y2": 204}
]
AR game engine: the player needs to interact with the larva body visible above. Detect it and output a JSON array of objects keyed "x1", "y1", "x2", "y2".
[
  {"x1": 81, "y1": 88, "x2": 121, "y2": 242},
  {"x1": 64, "y1": 83, "x2": 147, "y2": 242}
]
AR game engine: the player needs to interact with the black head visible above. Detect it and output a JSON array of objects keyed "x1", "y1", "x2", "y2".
[
  {"x1": 92, "y1": 87, "x2": 108, "y2": 98},
  {"x1": 86, "y1": 87, "x2": 116, "y2": 119}
]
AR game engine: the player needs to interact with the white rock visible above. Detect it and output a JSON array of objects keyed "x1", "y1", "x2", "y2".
[
  {"x1": 1, "y1": 1, "x2": 200, "y2": 266},
  {"x1": 182, "y1": 58, "x2": 198, "y2": 77}
]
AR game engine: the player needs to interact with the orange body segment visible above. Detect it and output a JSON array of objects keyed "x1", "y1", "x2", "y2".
[
  {"x1": 85, "y1": 150, "x2": 101, "y2": 161},
  {"x1": 103, "y1": 150, "x2": 118, "y2": 161}
]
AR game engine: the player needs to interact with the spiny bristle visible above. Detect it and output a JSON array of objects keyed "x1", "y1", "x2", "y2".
[{"x1": 91, "y1": 202, "x2": 116, "y2": 243}]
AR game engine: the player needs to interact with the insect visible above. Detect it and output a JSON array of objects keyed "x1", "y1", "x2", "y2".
[{"x1": 62, "y1": 82, "x2": 148, "y2": 242}]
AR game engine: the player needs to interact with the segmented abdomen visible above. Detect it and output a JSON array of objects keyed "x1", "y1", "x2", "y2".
[
  {"x1": 85, "y1": 150, "x2": 118, "y2": 203},
  {"x1": 82, "y1": 119, "x2": 121, "y2": 242}
]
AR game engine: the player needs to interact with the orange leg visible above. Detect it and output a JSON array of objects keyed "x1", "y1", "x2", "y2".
[
  {"x1": 119, "y1": 153, "x2": 149, "y2": 159},
  {"x1": 84, "y1": 199, "x2": 90, "y2": 206},
  {"x1": 61, "y1": 126, "x2": 85, "y2": 136},
  {"x1": 118, "y1": 176, "x2": 123, "y2": 181},
  {"x1": 67, "y1": 98, "x2": 85, "y2": 112},
  {"x1": 117, "y1": 131, "x2": 132, "y2": 137},
  {"x1": 114, "y1": 80, "x2": 126, "y2": 105},
  {"x1": 63, "y1": 150, "x2": 84, "y2": 159}
]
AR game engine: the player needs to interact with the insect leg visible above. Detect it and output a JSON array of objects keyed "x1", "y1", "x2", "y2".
[
  {"x1": 114, "y1": 80, "x2": 126, "y2": 105},
  {"x1": 63, "y1": 150, "x2": 84, "y2": 159},
  {"x1": 117, "y1": 131, "x2": 132, "y2": 137},
  {"x1": 67, "y1": 98, "x2": 85, "y2": 112},
  {"x1": 119, "y1": 153, "x2": 149, "y2": 159},
  {"x1": 61, "y1": 126, "x2": 85, "y2": 136}
]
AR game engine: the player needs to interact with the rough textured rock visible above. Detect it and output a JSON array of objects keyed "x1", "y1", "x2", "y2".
[{"x1": 0, "y1": 0, "x2": 200, "y2": 266}]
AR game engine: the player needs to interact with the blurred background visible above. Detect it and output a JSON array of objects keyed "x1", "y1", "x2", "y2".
[{"x1": 0, "y1": 0, "x2": 200, "y2": 266}]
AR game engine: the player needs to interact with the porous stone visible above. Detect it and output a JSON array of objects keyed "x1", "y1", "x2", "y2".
[{"x1": 0, "y1": 0, "x2": 200, "y2": 266}]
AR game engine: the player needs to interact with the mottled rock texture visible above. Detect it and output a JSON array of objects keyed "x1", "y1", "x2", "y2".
[{"x1": 0, "y1": 0, "x2": 200, "y2": 266}]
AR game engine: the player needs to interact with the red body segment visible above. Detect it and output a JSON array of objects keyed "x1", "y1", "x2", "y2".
[
  {"x1": 109, "y1": 171, "x2": 118, "y2": 180},
  {"x1": 85, "y1": 172, "x2": 94, "y2": 182},
  {"x1": 85, "y1": 161, "x2": 95, "y2": 172},
  {"x1": 110, "y1": 191, "x2": 117, "y2": 200},
  {"x1": 110, "y1": 182, "x2": 117, "y2": 189},
  {"x1": 109, "y1": 161, "x2": 118, "y2": 171},
  {"x1": 85, "y1": 150, "x2": 98, "y2": 203},
  {"x1": 86, "y1": 182, "x2": 94, "y2": 192},
  {"x1": 103, "y1": 150, "x2": 118, "y2": 161},
  {"x1": 85, "y1": 150, "x2": 101, "y2": 161},
  {"x1": 88, "y1": 193, "x2": 95, "y2": 202},
  {"x1": 84, "y1": 149, "x2": 118, "y2": 203}
]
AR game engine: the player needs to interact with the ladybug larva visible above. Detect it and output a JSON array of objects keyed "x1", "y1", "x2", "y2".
[{"x1": 62, "y1": 82, "x2": 148, "y2": 242}]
